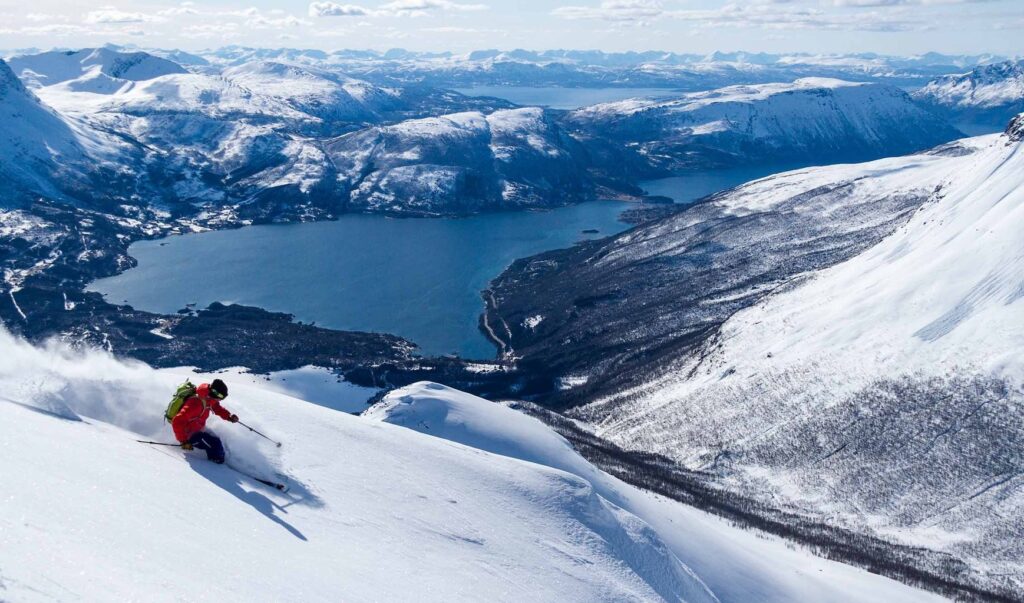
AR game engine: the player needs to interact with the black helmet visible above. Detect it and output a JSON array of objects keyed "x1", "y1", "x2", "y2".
[{"x1": 210, "y1": 378, "x2": 228, "y2": 399}]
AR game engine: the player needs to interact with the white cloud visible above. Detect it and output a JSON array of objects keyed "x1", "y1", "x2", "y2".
[
  {"x1": 0, "y1": 23, "x2": 90, "y2": 36},
  {"x1": 553, "y1": 1, "x2": 930, "y2": 31},
  {"x1": 83, "y1": 6, "x2": 156, "y2": 24},
  {"x1": 379, "y1": 0, "x2": 489, "y2": 16},
  {"x1": 309, "y1": 2, "x2": 371, "y2": 17},
  {"x1": 833, "y1": 0, "x2": 999, "y2": 4},
  {"x1": 552, "y1": 0, "x2": 663, "y2": 21},
  {"x1": 181, "y1": 22, "x2": 241, "y2": 38},
  {"x1": 247, "y1": 13, "x2": 311, "y2": 28},
  {"x1": 308, "y1": 0, "x2": 487, "y2": 18},
  {"x1": 157, "y1": 3, "x2": 200, "y2": 17},
  {"x1": 25, "y1": 13, "x2": 68, "y2": 22}
]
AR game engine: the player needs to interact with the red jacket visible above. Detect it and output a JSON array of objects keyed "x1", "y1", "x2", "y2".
[{"x1": 172, "y1": 383, "x2": 233, "y2": 443}]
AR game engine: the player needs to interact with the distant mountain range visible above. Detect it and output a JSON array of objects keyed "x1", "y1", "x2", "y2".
[
  {"x1": 1, "y1": 48, "x2": 971, "y2": 220},
  {"x1": 4, "y1": 45, "x2": 1014, "y2": 89}
]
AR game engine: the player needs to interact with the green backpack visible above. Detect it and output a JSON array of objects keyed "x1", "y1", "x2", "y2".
[{"x1": 164, "y1": 380, "x2": 197, "y2": 422}]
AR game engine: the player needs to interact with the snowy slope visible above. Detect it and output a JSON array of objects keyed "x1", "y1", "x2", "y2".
[
  {"x1": 0, "y1": 331, "x2": 943, "y2": 602},
  {"x1": 567, "y1": 78, "x2": 963, "y2": 171},
  {"x1": 7, "y1": 48, "x2": 186, "y2": 89},
  {"x1": 0, "y1": 59, "x2": 137, "y2": 208},
  {"x1": 569, "y1": 126, "x2": 1024, "y2": 592},
  {"x1": 367, "y1": 383, "x2": 945, "y2": 603},
  {"x1": 222, "y1": 61, "x2": 400, "y2": 127},
  {"x1": 0, "y1": 330, "x2": 710, "y2": 602}
]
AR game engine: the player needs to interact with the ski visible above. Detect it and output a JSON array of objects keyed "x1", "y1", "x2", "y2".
[
  {"x1": 137, "y1": 441, "x2": 289, "y2": 492},
  {"x1": 250, "y1": 476, "x2": 289, "y2": 492},
  {"x1": 230, "y1": 466, "x2": 290, "y2": 493}
]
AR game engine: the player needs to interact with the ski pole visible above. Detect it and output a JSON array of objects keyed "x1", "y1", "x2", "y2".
[
  {"x1": 238, "y1": 421, "x2": 282, "y2": 448},
  {"x1": 137, "y1": 440, "x2": 182, "y2": 446}
]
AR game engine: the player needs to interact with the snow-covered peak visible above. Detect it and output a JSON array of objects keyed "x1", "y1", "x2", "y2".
[
  {"x1": 7, "y1": 48, "x2": 187, "y2": 89},
  {"x1": 564, "y1": 128, "x2": 1024, "y2": 592},
  {"x1": 0, "y1": 58, "x2": 28, "y2": 97},
  {"x1": 576, "y1": 78, "x2": 871, "y2": 118},
  {"x1": 222, "y1": 60, "x2": 399, "y2": 122},
  {"x1": 0, "y1": 59, "x2": 133, "y2": 207},
  {"x1": 914, "y1": 60, "x2": 1024, "y2": 109},
  {"x1": 88, "y1": 73, "x2": 311, "y2": 122}
]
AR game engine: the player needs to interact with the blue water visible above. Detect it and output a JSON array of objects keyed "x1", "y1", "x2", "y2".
[
  {"x1": 90, "y1": 162, "x2": 787, "y2": 360},
  {"x1": 90, "y1": 202, "x2": 632, "y2": 360},
  {"x1": 454, "y1": 86, "x2": 679, "y2": 110}
]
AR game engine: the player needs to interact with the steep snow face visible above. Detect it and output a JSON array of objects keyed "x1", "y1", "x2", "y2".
[
  {"x1": 568, "y1": 78, "x2": 963, "y2": 171},
  {"x1": 7, "y1": 48, "x2": 187, "y2": 89},
  {"x1": 326, "y1": 107, "x2": 595, "y2": 213},
  {"x1": 579, "y1": 128, "x2": 1024, "y2": 592},
  {"x1": 0, "y1": 60, "x2": 137, "y2": 208},
  {"x1": 367, "y1": 383, "x2": 945, "y2": 603}
]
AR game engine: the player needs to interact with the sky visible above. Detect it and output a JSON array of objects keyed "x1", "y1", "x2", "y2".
[{"x1": 0, "y1": 0, "x2": 1021, "y2": 56}]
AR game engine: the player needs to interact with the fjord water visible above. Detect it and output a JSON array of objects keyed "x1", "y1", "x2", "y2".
[
  {"x1": 90, "y1": 202, "x2": 630, "y2": 359},
  {"x1": 90, "y1": 166, "x2": 791, "y2": 359},
  {"x1": 640, "y1": 163, "x2": 814, "y2": 202}
]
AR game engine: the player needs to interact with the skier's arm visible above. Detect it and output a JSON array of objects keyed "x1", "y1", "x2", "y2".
[{"x1": 211, "y1": 400, "x2": 233, "y2": 421}]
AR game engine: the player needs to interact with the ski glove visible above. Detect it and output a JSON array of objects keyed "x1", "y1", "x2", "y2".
[
  {"x1": 229, "y1": 414, "x2": 239, "y2": 423},
  {"x1": 181, "y1": 442, "x2": 194, "y2": 451}
]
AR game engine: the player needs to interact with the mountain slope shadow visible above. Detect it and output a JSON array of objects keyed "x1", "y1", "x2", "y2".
[{"x1": 186, "y1": 457, "x2": 308, "y2": 541}]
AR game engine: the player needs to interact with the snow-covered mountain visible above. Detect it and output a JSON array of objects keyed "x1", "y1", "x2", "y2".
[
  {"x1": 191, "y1": 46, "x2": 1005, "y2": 90},
  {"x1": 326, "y1": 108, "x2": 600, "y2": 213},
  {"x1": 914, "y1": 60, "x2": 1024, "y2": 132},
  {"x1": 0, "y1": 59, "x2": 142, "y2": 209},
  {"x1": 6, "y1": 47, "x2": 187, "y2": 90},
  {"x1": 222, "y1": 61, "x2": 402, "y2": 126},
  {"x1": 0, "y1": 329, "x2": 944, "y2": 602},
  {"x1": 4, "y1": 48, "x2": 538, "y2": 218},
  {"x1": 566, "y1": 78, "x2": 963, "y2": 172},
  {"x1": 484, "y1": 121, "x2": 1024, "y2": 597}
]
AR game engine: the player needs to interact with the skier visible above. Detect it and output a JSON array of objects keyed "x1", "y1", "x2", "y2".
[{"x1": 171, "y1": 379, "x2": 239, "y2": 464}]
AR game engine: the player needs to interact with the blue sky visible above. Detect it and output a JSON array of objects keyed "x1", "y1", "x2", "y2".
[{"x1": 0, "y1": 0, "x2": 1021, "y2": 55}]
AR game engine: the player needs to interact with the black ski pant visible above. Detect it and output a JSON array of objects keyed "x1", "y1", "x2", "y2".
[{"x1": 188, "y1": 431, "x2": 225, "y2": 464}]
